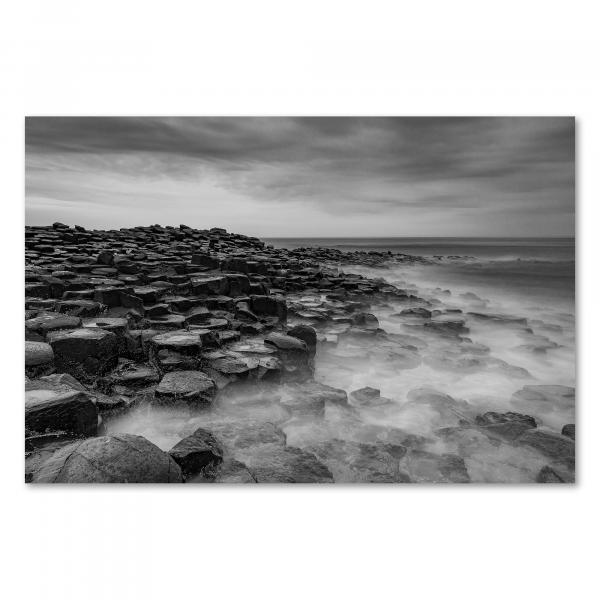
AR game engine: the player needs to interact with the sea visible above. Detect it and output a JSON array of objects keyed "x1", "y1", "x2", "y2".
[{"x1": 266, "y1": 237, "x2": 576, "y2": 309}]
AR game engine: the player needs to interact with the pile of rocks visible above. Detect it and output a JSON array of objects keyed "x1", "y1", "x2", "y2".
[{"x1": 25, "y1": 223, "x2": 416, "y2": 483}]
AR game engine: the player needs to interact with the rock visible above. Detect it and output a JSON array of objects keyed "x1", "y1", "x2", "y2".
[
  {"x1": 168, "y1": 428, "x2": 223, "y2": 480},
  {"x1": 475, "y1": 411, "x2": 537, "y2": 441},
  {"x1": 518, "y1": 429, "x2": 575, "y2": 464},
  {"x1": 309, "y1": 439, "x2": 410, "y2": 483},
  {"x1": 264, "y1": 332, "x2": 307, "y2": 352},
  {"x1": 287, "y1": 324, "x2": 317, "y2": 355},
  {"x1": 536, "y1": 465, "x2": 566, "y2": 483},
  {"x1": 349, "y1": 386, "x2": 390, "y2": 407},
  {"x1": 26, "y1": 314, "x2": 81, "y2": 338},
  {"x1": 401, "y1": 450, "x2": 471, "y2": 483},
  {"x1": 213, "y1": 459, "x2": 256, "y2": 483},
  {"x1": 245, "y1": 446, "x2": 334, "y2": 483},
  {"x1": 30, "y1": 434, "x2": 182, "y2": 483},
  {"x1": 511, "y1": 385, "x2": 575, "y2": 414},
  {"x1": 264, "y1": 332, "x2": 312, "y2": 381},
  {"x1": 250, "y1": 295, "x2": 287, "y2": 321},
  {"x1": 47, "y1": 328, "x2": 119, "y2": 379},
  {"x1": 25, "y1": 387, "x2": 97, "y2": 436},
  {"x1": 155, "y1": 371, "x2": 217, "y2": 405},
  {"x1": 25, "y1": 341, "x2": 54, "y2": 366},
  {"x1": 561, "y1": 424, "x2": 575, "y2": 440},
  {"x1": 281, "y1": 381, "x2": 348, "y2": 416},
  {"x1": 400, "y1": 307, "x2": 432, "y2": 318},
  {"x1": 351, "y1": 312, "x2": 379, "y2": 329}
]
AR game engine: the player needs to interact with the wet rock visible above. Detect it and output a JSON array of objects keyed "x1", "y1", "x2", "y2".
[
  {"x1": 25, "y1": 387, "x2": 97, "y2": 436},
  {"x1": 561, "y1": 424, "x2": 575, "y2": 440},
  {"x1": 204, "y1": 353, "x2": 260, "y2": 388},
  {"x1": 264, "y1": 333, "x2": 312, "y2": 381},
  {"x1": 511, "y1": 385, "x2": 575, "y2": 414},
  {"x1": 246, "y1": 446, "x2": 334, "y2": 483},
  {"x1": 107, "y1": 362, "x2": 160, "y2": 389},
  {"x1": 400, "y1": 307, "x2": 432, "y2": 318},
  {"x1": 536, "y1": 465, "x2": 566, "y2": 483},
  {"x1": 309, "y1": 439, "x2": 410, "y2": 483},
  {"x1": 351, "y1": 312, "x2": 379, "y2": 330},
  {"x1": 155, "y1": 371, "x2": 216, "y2": 405},
  {"x1": 47, "y1": 328, "x2": 119, "y2": 379},
  {"x1": 250, "y1": 295, "x2": 287, "y2": 321},
  {"x1": 405, "y1": 387, "x2": 471, "y2": 423},
  {"x1": 475, "y1": 411, "x2": 537, "y2": 441},
  {"x1": 25, "y1": 341, "x2": 54, "y2": 368},
  {"x1": 168, "y1": 428, "x2": 223, "y2": 480},
  {"x1": 26, "y1": 314, "x2": 81, "y2": 338},
  {"x1": 287, "y1": 324, "x2": 317, "y2": 356},
  {"x1": 349, "y1": 386, "x2": 390, "y2": 407},
  {"x1": 401, "y1": 450, "x2": 471, "y2": 483},
  {"x1": 518, "y1": 429, "x2": 575, "y2": 464},
  {"x1": 30, "y1": 434, "x2": 182, "y2": 483}
]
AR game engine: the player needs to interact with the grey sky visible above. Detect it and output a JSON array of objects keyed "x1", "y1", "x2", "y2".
[{"x1": 25, "y1": 117, "x2": 575, "y2": 237}]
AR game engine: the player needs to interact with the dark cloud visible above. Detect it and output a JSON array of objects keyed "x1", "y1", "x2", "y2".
[{"x1": 25, "y1": 117, "x2": 575, "y2": 236}]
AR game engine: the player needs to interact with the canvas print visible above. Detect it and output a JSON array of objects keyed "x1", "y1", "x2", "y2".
[{"x1": 24, "y1": 117, "x2": 575, "y2": 484}]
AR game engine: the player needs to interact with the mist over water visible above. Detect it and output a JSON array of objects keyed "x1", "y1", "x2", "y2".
[{"x1": 107, "y1": 238, "x2": 575, "y2": 483}]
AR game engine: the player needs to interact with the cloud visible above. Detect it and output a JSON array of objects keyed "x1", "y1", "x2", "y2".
[{"x1": 25, "y1": 117, "x2": 575, "y2": 236}]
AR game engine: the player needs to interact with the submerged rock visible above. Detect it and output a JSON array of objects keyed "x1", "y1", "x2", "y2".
[
  {"x1": 475, "y1": 411, "x2": 537, "y2": 441},
  {"x1": 245, "y1": 446, "x2": 334, "y2": 483},
  {"x1": 349, "y1": 386, "x2": 390, "y2": 407}
]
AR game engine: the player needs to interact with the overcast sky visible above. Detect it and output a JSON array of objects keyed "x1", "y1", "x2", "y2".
[{"x1": 25, "y1": 117, "x2": 575, "y2": 237}]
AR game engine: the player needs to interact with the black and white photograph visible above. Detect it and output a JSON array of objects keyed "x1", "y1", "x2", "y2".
[
  {"x1": 6, "y1": 3, "x2": 599, "y2": 599},
  {"x1": 24, "y1": 116, "x2": 575, "y2": 484}
]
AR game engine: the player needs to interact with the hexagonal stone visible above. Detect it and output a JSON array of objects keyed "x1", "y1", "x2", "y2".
[
  {"x1": 155, "y1": 371, "x2": 217, "y2": 405},
  {"x1": 47, "y1": 327, "x2": 119, "y2": 378},
  {"x1": 25, "y1": 387, "x2": 97, "y2": 436}
]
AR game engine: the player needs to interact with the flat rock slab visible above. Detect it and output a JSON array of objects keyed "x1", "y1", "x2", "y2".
[
  {"x1": 30, "y1": 434, "x2": 182, "y2": 483},
  {"x1": 155, "y1": 371, "x2": 216, "y2": 404}
]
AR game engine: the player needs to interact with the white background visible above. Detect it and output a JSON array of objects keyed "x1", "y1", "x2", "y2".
[{"x1": 1, "y1": 2, "x2": 598, "y2": 599}]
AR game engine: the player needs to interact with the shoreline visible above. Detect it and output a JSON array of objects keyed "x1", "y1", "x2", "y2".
[{"x1": 24, "y1": 223, "x2": 575, "y2": 483}]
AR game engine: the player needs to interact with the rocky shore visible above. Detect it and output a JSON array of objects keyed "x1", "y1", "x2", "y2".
[{"x1": 25, "y1": 223, "x2": 575, "y2": 483}]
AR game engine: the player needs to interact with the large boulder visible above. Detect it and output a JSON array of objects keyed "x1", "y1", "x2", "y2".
[
  {"x1": 155, "y1": 371, "x2": 217, "y2": 405},
  {"x1": 47, "y1": 328, "x2": 119, "y2": 379},
  {"x1": 168, "y1": 428, "x2": 223, "y2": 480},
  {"x1": 30, "y1": 434, "x2": 182, "y2": 483}
]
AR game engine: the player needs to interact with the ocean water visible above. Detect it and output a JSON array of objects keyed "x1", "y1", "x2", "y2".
[{"x1": 267, "y1": 237, "x2": 576, "y2": 308}]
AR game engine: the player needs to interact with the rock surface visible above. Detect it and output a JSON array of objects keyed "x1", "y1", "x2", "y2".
[{"x1": 30, "y1": 434, "x2": 182, "y2": 483}]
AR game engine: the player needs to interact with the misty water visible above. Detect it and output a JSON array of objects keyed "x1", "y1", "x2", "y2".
[{"x1": 106, "y1": 238, "x2": 575, "y2": 483}]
